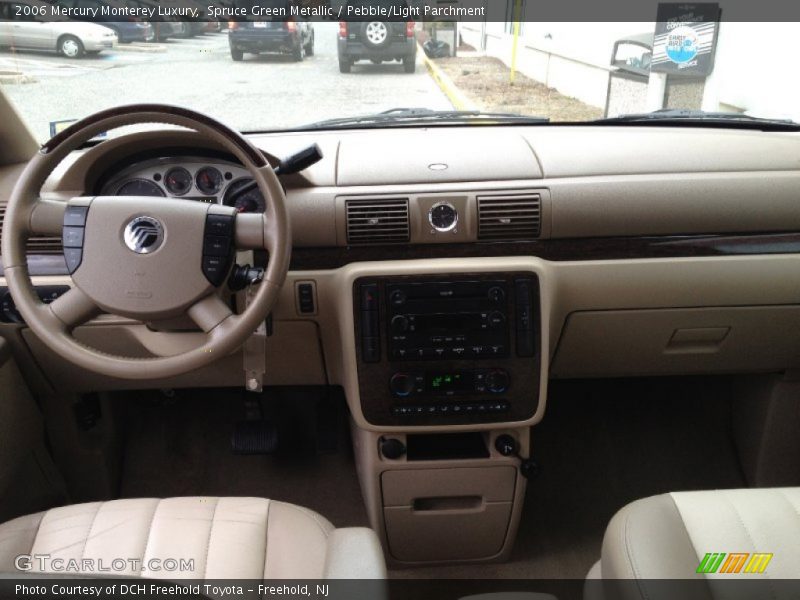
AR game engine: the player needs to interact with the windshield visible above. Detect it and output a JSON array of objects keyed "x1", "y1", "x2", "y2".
[{"x1": 1, "y1": 4, "x2": 799, "y2": 141}]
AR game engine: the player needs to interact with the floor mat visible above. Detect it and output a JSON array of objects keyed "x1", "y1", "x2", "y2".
[{"x1": 118, "y1": 387, "x2": 369, "y2": 528}]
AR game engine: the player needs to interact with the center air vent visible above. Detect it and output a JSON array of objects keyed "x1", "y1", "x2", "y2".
[
  {"x1": 0, "y1": 205, "x2": 63, "y2": 255},
  {"x1": 346, "y1": 198, "x2": 410, "y2": 245},
  {"x1": 477, "y1": 192, "x2": 541, "y2": 241}
]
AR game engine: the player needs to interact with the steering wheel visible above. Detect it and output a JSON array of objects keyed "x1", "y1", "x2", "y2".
[{"x1": 1, "y1": 104, "x2": 291, "y2": 379}]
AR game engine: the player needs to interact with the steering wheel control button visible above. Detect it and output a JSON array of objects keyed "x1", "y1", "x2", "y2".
[
  {"x1": 203, "y1": 235, "x2": 231, "y2": 257},
  {"x1": 62, "y1": 226, "x2": 84, "y2": 248},
  {"x1": 61, "y1": 205, "x2": 91, "y2": 274},
  {"x1": 63, "y1": 248, "x2": 83, "y2": 274},
  {"x1": 63, "y1": 206, "x2": 89, "y2": 227},
  {"x1": 205, "y1": 214, "x2": 234, "y2": 236},
  {"x1": 202, "y1": 256, "x2": 228, "y2": 287},
  {"x1": 201, "y1": 214, "x2": 235, "y2": 286},
  {"x1": 123, "y1": 216, "x2": 164, "y2": 254}
]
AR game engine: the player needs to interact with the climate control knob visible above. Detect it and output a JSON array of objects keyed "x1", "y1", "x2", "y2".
[
  {"x1": 390, "y1": 315, "x2": 410, "y2": 334},
  {"x1": 485, "y1": 369, "x2": 510, "y2": 394},
  {"x1": 390, "y1": 373, "x2": 415, "y2": 397}
]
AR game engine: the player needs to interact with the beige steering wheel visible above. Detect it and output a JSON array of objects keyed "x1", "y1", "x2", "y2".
[{"x1": 1, "y1": 104, "x2": 291, "y2": 379}]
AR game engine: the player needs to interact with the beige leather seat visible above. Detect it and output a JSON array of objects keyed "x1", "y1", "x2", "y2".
[
  {"x1": 588, "y1": 488, "x2": 800, "y2": 599},
  {"x1": 0, "y1": 497, "x2": 386, "y2": 579}
]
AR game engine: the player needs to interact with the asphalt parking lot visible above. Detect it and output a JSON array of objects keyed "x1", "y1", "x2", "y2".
[{"x1": 1, "y1": 21, "x2": 451, "y2": 141}]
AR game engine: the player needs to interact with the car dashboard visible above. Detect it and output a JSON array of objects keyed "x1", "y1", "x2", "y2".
[{"x1": 2, "y1": 122, "x2": 800, "y2": 567}]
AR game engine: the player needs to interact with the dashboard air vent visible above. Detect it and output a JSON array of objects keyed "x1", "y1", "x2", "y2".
[
  {"x1": 346, "y1": 198, "x2": 410, "y2": 244},
  {"x1": 0, "y1": 205, "x2": 63, "y2": 255},
  {"x1": 477, "y1": 192, "x2": 541, "y2": 241}
]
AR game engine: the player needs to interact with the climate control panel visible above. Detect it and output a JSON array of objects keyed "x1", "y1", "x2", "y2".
[{"x1": 389, "y1": 368, "x2": 510, "y2": 398}]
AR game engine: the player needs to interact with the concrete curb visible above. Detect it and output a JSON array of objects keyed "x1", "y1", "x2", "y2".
[
  {"x1": 114, "y1": 42, "x2": 167, "y2": 53},
  {"x1": 418, "y1": 44, "x2": 478, "y2": 111},
  {"x1": 0, "y1": 70, "x2": 35, "y2": 84}
]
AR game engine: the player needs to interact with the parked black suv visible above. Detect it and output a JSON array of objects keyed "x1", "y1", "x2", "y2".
[
  {"x1": 228, "y1": 0, "x2": 314, "y2": 61},
  {"x1": 337, "y1": 0, "x2": 416, "y2": 73}
]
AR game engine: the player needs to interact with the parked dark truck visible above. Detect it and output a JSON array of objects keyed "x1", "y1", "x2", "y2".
[
  {"x1": 337, "y1": 0, "x2": 416, "y2": 73},
  {"x1": 228, "y1": 0, "x2": 314, "y2": 61}
]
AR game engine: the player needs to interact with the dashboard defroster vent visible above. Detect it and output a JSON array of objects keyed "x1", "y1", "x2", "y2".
[
  {"x1": 0, "y1": 205, "x2": 63, "y2": 255},
  {"x1": 346, "y1": 198, "x2": 410, "y2": 245},
  {"x1": 477, "y1": 193, "x2": 541, "y2": 241}
]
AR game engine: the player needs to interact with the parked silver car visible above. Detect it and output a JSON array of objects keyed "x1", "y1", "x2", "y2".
[{"x1": 0, "y1": 0, "x2": 117, "y2": 58}]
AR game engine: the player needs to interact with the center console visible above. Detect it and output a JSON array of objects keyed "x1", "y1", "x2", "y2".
[
  {"x1": 350, "y1": 271, "x2": 543, "y2": 566},
  {"x1": 353, "y1": 273, "x2": 541, "y2": 427}
]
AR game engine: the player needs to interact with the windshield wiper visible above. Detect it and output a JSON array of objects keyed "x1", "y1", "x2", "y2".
[
  {"x1": 596, "y1": 109, "x2": 800, "y2": 130},
  {"x1": 296, "y1": 108, "x2": 549, "y2": 130}
]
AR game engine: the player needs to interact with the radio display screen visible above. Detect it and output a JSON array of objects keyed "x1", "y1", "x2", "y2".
[
  {"x1": 425, "y1": 371, "x2": 474, "y2": 394},
  {"x1": 414, "y1": 313, "x2": 483, "y2": 333}
]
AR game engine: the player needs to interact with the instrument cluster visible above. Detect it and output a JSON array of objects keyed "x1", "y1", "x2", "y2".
[{"x1": 99, "y1": 157, "x2": 266, "y2": 213}]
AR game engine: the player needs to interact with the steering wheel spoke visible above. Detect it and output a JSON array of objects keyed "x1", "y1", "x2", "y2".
[
  {"x1": 188, "y1": 293, "x2": 234, "y2": 333},
  {"x1": 48, "y1": 287, "x2": 101, "y2": 329},
  {"x1": 28, "y1": 198, "x2": 68, "y2": 237},
  {"x1": 233, "y1": 212, "x2": 268, "y2": 250}
]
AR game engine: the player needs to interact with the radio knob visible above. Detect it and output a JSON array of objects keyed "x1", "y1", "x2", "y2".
[
  {"x1": 390, "y1": 373, "x2": 415, "y2": 397},
  {"x1": 389, "y1": 289, "x2": 407, "y2": 306},
  {"x1": 487, "y1": 311, "x2": 506, "y2": 329},
  {"x1": 487, "y1": 286, "x2": 505, "y2": 304},
  {"x1": 390, "y1": 315, "x2": 409, "y2": 334},
  {"x1": 485, "y1": 369, "x2": 509, "y2": 394}
]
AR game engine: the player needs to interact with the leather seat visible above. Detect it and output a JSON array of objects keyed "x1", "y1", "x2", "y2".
[
  {"x1": 588, "y1": 488, "x2": 800, "y2": 599},
  {"x1": 0, "y1": 497, "x2": 386, "y2": 579}
]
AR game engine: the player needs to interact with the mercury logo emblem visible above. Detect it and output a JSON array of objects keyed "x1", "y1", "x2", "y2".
[{"x1": 123, "y1": 216, "x2": 164, "y2": 254}]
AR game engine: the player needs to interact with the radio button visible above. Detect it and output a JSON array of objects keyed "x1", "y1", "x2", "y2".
[
  {"x1": 360, "y1": 283, "x2": 378, "y2": 311},
  {"x1": 391, "y1": 348, "x2": 409, "y2": 360}
]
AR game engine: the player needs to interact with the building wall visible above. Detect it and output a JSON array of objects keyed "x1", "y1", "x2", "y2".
[{"x1": 461, "y1": 21, "x2": 800, "y2": 120}]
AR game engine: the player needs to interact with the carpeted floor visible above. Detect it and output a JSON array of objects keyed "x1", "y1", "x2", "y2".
[{"x1": 118, "y1": 376, "x2": 746, "y2": 580}]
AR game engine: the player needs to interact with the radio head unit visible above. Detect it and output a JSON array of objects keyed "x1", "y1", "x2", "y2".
[
  {"x1": 386, "y1": 280, "x2": 510, "y2": 361},
  {"x1": 354, "y1": 273, "x2": 542, "y2": 427}
]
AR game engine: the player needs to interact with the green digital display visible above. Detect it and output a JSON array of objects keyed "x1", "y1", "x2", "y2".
[{"x1": 427, "y1": 371, "x2": 472, "y2": 393}]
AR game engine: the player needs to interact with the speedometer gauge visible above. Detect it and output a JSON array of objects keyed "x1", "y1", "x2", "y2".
[
  {"x1": 223, "y1": 178, "x2": 266, "y2": 213},
  {"x1": 115, "y1": 178, "x2": 165, "y2": 197}
]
